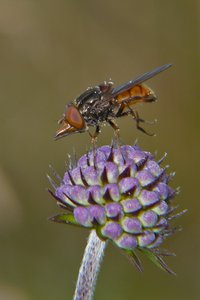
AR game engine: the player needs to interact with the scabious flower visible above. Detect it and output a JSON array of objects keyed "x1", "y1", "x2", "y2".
[{"x1": 49, "y1": 144, "x2": 185, "y2": 274}]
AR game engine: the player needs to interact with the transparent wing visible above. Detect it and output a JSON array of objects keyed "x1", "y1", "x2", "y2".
[{"x1": 112, "y1": 63, "x2": 172, "y2": 97}]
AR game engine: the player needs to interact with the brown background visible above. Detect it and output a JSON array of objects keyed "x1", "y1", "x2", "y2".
[{"x1": 0, "y1": 0, "x2": 199, "y2": 299}]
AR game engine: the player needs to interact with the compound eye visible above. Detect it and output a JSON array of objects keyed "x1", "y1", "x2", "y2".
[{"x1": 66, "y1": 105, "x2": 85, "y2": 129}]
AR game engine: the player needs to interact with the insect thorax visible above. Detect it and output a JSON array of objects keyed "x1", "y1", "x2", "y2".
[{"x1": 74, "y1": 87, "x2": 115, "y2": 126}]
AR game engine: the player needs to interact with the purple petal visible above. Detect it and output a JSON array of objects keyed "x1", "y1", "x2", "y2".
[
  {"x1": 148, "y1": 235, "x2": 163, "y2": 248},
  {"x1": 146, "y1": 160, "x2": 163, "y2": 177},
  {"x1": 153, "y1": 218, "x2": 168, "y2": 233},
  {"x1": 138, "y1": 231, "x2": 156, "y2": 247},
  {"x1": 125, "y1": 147, "x2": 147, "y2": 165},
  {"x1": 118, "y1": 161, "x2": 137, "y2": 177},
  {"x1": 139, "y1": 210, "x2": 158, "y2": 227},
  {"x1": 153, "y1": 182, "x2": 169, "y2": 200},
  {"x1": 119, "y1": 178, "x2": 139, "y2": 195},
  {"x1": 104, "y1": 183, "x2": 120, "y2": 202},
  {"x1": 122, "y1": 145, "x2": 135, "y2": 154},
  {"x1": 105, "y1": 162, "x2": 119, "y2": 183},
  {"x1": 116, "y1": 233, "x2": 138, "y2": 250},
  {"x1": 112, "y1": 148, "x2": 125, "y2": 165},
  {"x1": 105, "y1": 203, "x2": 123, "y2": 218},
  {"x1": 121, "y1": 198, "x2": 142, "y2": 213},
  {"x1": 153, "y1": 201, "x2": 169, "y2": 215},
  {"x1": 93, "y1": 149, "x2": 108, "y2": 168},
  {"x1": 74, "y1": 207, "x2": 92, "y2": 227},
  {"x1": 168, "y1": 186, "x2": 175, "y2": 199},
  {"x1": 70, "y1": 167, "x2": 83, "y2": 185},
  {"x1": 78, "y1": 150, "x2": 106, "y2": 168},
  {"x1": 101, "y1": 222, "x2": 123, "y2": 240},
  {"x1": 67, "y1": 185, "x2": 89, "y2": 205},
  {"x1": 56, "y1": 185, "x2": 76, "y2": 207},
  {"x1": 63, "y1": 172, "x2": 72, "y2": 185},
  {"x1": 98, "y1": 146, "x2": 113, "y2": 159},
  {"x1": 138, "y1": 190, "x2": 160, "y2": 206},
  {"x1": 89, "y1": 205, "x2": 106, "y2": 225},
  {"x1": 122, "y1": 217, "x2": 142, "y2": 233},
  {"x1": 81, "y1": 166, "x2": 99, "y2": 185},
  {"x1": 88, "y1": 185, "x2": 104, "y2": 204},
  {"x1": 136, "y1": 170, "x2": 156, "y2": 186}
]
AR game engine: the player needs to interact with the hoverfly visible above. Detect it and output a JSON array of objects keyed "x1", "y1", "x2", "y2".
[{"x1": 55, "y1": 64, "x2": 171, "y2": 142}]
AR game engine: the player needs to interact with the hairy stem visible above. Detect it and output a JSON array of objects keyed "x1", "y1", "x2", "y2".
[{"x1": 73, "y1": 230, "x2": 107, "y2": 300}]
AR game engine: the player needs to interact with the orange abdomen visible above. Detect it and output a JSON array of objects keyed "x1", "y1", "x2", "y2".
[{"x1": 116, "y1": 84, "x2": 156, "y2": 104}]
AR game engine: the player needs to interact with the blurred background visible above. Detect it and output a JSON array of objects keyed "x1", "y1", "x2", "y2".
[{"x1": 0, "y1": 0, "x2": 199, "y2": 299}]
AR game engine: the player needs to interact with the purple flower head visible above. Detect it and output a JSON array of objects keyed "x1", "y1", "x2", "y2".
[{"x1": 49, "y1": 144, "x2": 186, "y2": 274}]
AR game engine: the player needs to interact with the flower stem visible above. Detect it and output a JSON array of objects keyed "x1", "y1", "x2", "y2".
[{"x1": 73, "y1": 230, "x2": 107, "y2": 300}]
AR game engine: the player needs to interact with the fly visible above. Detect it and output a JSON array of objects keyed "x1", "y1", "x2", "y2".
[{"x1": 55, "y1": 64, "x2": 172, "y2": 142}]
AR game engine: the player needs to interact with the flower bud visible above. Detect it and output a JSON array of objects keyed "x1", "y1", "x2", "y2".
[{"x1": 49, "y1": 145, "x2": 186, "y2": 274}]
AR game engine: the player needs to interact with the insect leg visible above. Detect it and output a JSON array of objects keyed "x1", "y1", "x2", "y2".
[
  {"x1": 88, "y1": 125, "x2": 101, "y2": 150},
  {"x1": 115, "y1": 103, "x2": 126, "y2": 117},
  {"x1": 117, "y1": 109, "x2": 156, "y2": 125},
  {"x1": 115, "y1": 96, "x2": 149, "y2": 118},
  {"x1": 129, "y1": 107, "x2": 155, "y2": 136},
  {"x1": 108, "y1": 119, "x2": 121, "y2": 145},
  {"x1": 115, "y1": 102, "x2": 147, "y2": 123},
  {"x1": 116, "y1": 103, "x2": 155, "y2": 136}
]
